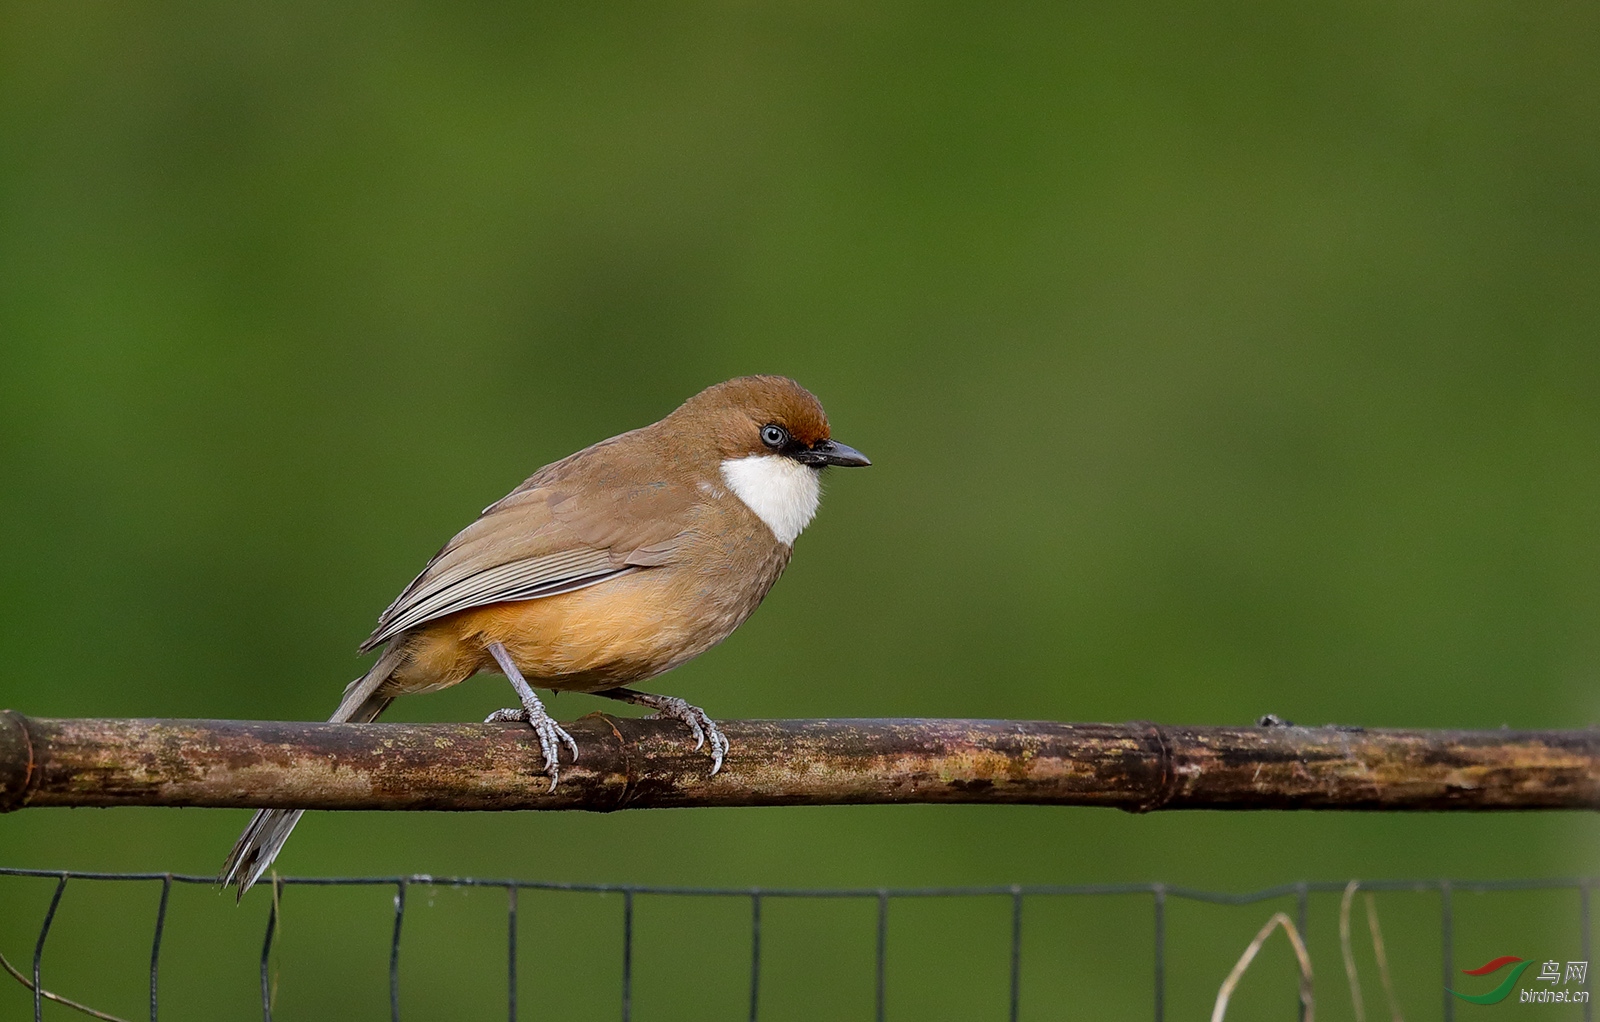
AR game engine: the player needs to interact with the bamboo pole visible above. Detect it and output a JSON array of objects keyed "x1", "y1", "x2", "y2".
[{"x1": 0, "y1": 711, "x2": 1595, "y2": 813}]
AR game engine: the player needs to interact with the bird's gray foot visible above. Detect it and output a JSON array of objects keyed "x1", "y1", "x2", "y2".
[
  {"x1": 485, "y1": 642, "x2": 578, "y2": 791},
  {"x1": 639, "y1": 694, "x2": 729, "y2": 775},
  {"x1": 484, "y1": 705, "x2": 579, "y2": 791},
  {"x1": 592, "y1": 687, "x2": 728, "y2": 775}
]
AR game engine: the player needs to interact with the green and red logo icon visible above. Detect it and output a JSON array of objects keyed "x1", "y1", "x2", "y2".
[{"x1": 1449, "y1": 956, "x2": 1533, "y2": 1005}]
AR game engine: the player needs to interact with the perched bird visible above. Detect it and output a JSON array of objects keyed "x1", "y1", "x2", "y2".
[{"x1": 221, "y1": 375, "x2": 869, "y2": 896}]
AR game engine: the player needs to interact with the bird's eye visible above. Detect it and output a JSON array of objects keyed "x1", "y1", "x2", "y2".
[{"x1": 760, "y1": 424, "x2": 788, "y2": 449}]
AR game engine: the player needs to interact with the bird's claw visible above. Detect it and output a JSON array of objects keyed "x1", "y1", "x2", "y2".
[
  {"x1": 485, "y1": 707, "x2": 579, "y2": 790},
  {"x1": 644, "y1": 697, "x2": 728, "y2": 775}
]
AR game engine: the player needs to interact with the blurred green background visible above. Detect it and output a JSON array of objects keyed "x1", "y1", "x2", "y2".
[{"x1": 3, "y1": 3, "x2": 1598, "y2": 1019}]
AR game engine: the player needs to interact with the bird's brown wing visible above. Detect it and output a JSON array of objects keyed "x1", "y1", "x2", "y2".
[{"x1": 360, "y1": 440, "x2": 694, "y2": 652}]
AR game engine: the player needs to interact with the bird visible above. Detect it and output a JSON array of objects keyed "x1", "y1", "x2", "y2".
[{"x1": 220, "y1": 375, "x2": 870, "y2": 896}]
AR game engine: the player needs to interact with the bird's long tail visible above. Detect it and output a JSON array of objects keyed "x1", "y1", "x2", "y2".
[{"x1": 219, "y1": 643, "x2": 407, "y2": 899}]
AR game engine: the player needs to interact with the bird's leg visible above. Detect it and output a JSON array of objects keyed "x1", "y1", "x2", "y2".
[
  {"x1": 595, "y1": 687, "x2": 728, "y2": 775},
  {"x1": 483, "y1": 641, "x2": 579, "y2": 791}
]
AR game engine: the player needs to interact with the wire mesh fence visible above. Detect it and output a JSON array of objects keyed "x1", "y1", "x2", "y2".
[{"x1": 1, "y1": 868, "x2": 1592, "y2": 1022}]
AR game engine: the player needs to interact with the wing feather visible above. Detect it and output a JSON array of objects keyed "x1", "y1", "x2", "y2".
[
  {"x1": 363, "y1": 550, "x2": 630, "y2": 649},
  {"x1": 359, "y1": 441, "x2": 696, "y2": 652}
]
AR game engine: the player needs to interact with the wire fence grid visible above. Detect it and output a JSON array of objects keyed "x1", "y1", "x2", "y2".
[{"x1": 1, "y1": 868, "x2": 1593, "y2": 1022}]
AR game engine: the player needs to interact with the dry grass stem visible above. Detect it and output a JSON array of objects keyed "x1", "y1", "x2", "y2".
[{"x1": 1212, "y1": 911, "x2": 1314, "y2": 1022}]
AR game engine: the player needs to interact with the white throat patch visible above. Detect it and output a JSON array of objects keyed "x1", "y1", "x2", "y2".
[{"x1": 720, "y1": 454, "x2": 821, "y2": 546}]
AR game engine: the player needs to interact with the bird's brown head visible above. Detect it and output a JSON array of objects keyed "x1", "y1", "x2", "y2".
[
  {"x1": 670, "y1": 375, "x2": 871, "y2": 468},
  {"x1": 667, "y1": 375, "x2": 870, "y2": 544}
]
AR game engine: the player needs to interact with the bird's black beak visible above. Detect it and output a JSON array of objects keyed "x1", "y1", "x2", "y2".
[{"x1": 793, "y1": 438, "x2": 871, "y2": 467}]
